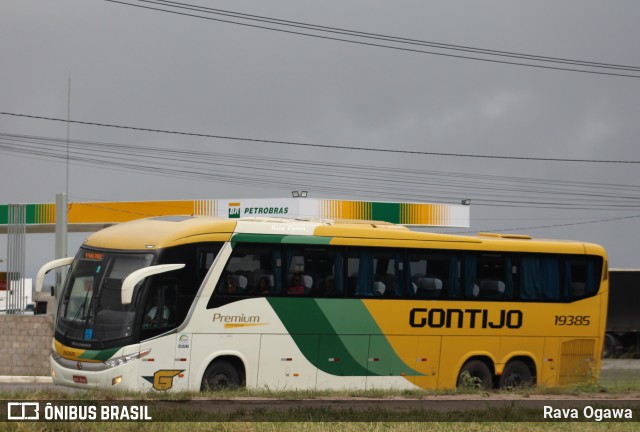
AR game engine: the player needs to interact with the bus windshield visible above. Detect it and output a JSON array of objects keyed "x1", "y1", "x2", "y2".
[{"x1": 56, "y1": 248, "x2": 154, "y2": 348}]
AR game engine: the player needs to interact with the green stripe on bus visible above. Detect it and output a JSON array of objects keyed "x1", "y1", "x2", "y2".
[
  {"x1": 77, "y1": 347, "x2": 120, "y2": 361},
  {"x1": 267, "y1": 298, "x2": 422, "y2": 377},
  {"x1": 314, "y1": 299, "x2": 422, "y2": 376},
  {"x1": 267, "y1": 298, "x2": 370, "y2": 375}
]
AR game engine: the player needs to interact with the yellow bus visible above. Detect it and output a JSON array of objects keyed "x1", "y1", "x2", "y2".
[{"x1": 37, "y1": 216, "x2": 608, "y2": 391}]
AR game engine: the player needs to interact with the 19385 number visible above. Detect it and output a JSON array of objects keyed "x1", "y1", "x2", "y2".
[{"x1": 554, "y1": 315, "x2": 590, "y2": 326}]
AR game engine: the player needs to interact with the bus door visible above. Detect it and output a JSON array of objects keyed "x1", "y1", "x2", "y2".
[{"x1": 138, "y1": 280, "x2": 188, "y2": 391}]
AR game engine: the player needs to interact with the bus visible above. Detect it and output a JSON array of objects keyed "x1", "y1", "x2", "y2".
[{"x1": 36, "y1": 215, "x2": 608, "y2": 392}]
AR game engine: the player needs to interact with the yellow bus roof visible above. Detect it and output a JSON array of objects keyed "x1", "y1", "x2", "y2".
[
  {"x1": 84, "y1": 216, "x2": 237, "y2": 250},
  {"x1": 82, "y1": 215, "x2": 606, "y2": 256}
]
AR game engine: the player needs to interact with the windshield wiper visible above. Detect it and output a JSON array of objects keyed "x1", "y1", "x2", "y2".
[{"x1": 63, "y1": 290, "x2": 90, "y2": 339}]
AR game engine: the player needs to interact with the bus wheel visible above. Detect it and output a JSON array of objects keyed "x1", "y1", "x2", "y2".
[
  {"x1": 457, "y1": 360, "x2": 493, "y2": 390},
  {"x1": 499, "y1": 360, "x2": 534, "y2": 389},
  {"x1": 201, "y1": 360, "x2": 241, "y2": 391}
]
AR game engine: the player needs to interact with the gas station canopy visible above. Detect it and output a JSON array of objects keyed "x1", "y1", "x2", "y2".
[{"x1": 0, "y1": 198, "x2": 470, "y2": 233}]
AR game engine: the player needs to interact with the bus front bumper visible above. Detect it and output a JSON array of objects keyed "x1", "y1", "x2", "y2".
[{"x1": 51, "y1": 356, "x2": 140, "y2": 391}]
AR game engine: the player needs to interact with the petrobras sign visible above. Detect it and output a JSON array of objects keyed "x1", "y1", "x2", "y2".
[
  {"x1": 216, "y1": 198, "x2": 470, "y2": 228},
  {"x1": 225, "y1": 200, "x2": 291, "y2": 219},
  {"x1": 2, "y1": 198, "x2": 470, "y2": 229}
]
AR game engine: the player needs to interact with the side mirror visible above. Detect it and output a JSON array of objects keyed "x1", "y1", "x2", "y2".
[
  {"x1": 35, "y1": 257, "x2": 74, "y2": 294},
  {"x1": 121, "y1": 264, "x2": 185, "y2": 305}
]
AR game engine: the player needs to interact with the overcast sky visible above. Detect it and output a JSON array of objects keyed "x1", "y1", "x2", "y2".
[{"x1": 1, "y1": 0, "x2": 640, "y2": 276}]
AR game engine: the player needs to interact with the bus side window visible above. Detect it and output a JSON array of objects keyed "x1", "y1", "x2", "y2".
[
  {"x1": 408, "y1": 252, "x2": 458, "y2": 299},
  {"x1": 519, "y1": 255, "x2": 561, "y2": 300},
  {"x1": 210, "y1": 243, "x2": 281, "y2": 303},
  {"x1": 465, "y1": 254, "x2": 514, "y2": 300},
  {"x1": 158, "y1": 243, "x2": 223, "y2": 323},
  {"x1": 285, "y1": 246, "x2": 344, "y2": 297},
  {"x1": 347, "y1": 248, "x2": 402, "y2": 298},
  {"x1": 347, "y1": 249, "x2": 372, "y2": 297},
  {"x1": 565, "y1": 256, "x2": 601, "y2": 300},
  {"x1": 198, "y1": 249, "x2": 217, "y2": 282},
  {"x1": 142, "y1": 280, "x2": 177, "y2": 332}
]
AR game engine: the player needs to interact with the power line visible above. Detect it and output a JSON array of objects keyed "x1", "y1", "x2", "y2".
[
  {"x1": 2, "y1": 130, "x2": 640, "y2": 212},
  {"x1": 450, "y1": 213, "x2": 640, "y2": 234},
  {"x1": 144, "y1": 0, "x2": 640, "y2": 72},
  {"x1": 2, "y1": 111, "x2": 639, "y2": 164},
  {"x1": 102, "y1": 0, "x2": 640, "y2": 79},
  {"x1": 2, "y1": 144, "x2": 635, "y2": 210}
]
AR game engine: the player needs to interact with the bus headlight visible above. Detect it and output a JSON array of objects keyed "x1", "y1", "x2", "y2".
[{"x1": 103, "y1": 349, "x2": 151, "y2": 368}]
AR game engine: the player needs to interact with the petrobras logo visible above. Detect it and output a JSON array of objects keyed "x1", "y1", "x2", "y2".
[
  {"x1": 243, "y1": 206, "x2": 288, "y2": 216},
  {"x1": 228, "y1": 202, "x2": 241, "y2": 219},
  {"x1": 228, "y1": 202, "x2": 290, "y2": 219}
]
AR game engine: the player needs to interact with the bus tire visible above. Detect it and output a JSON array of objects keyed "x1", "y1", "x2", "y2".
[
  {"x1": 201, "y1": 360, "x2": 241, "y2": 391},
  {"x1": 499, "y1": 359, "x2": 534, "y2": 389},
  {"x1": 457, "y1": 359, "x2": 493, "y2": 390}
]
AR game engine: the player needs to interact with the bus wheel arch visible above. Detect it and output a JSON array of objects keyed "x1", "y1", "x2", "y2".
[
  {"x1": 498, "y1": 357, "x2": 536, "y2": 389},
  {"x1": 457, "y1": 357, "x2": 494, "y2": 390},
  {"x1": 200, "y1": 355, "x2": 246, "y2": 391}
]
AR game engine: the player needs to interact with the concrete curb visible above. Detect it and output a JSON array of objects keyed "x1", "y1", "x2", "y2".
[{"x1": 0, "y1": 376, "x2": 52, "y2": 384}]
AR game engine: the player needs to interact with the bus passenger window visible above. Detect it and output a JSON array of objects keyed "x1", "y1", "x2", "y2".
[
  {"x1": 312, "y1": 276, "x2": 338, "y2": 297},
  {"x1": 409, "y1": 252, "x2": 458, "y2": 299},
  {"x1": 348, "y1": 248, "x2": 402, "y2": 298},
  {"x1": 219, "y1": 272, "x2": 246, "y2": 295},
  {"x1": 465, "y1": 254, "x2": 513, "y2": 300},
  {"x1": 142, "y1": 282, "x2": 177, "y2": 330},
  {"x1": 565, "y1": 257, "x2": 601, "y2": 300},
  {"x1": 285, "y1": 246, "x2": 344, "y2": 297},
  {"x1": 216, "y1": 244, "x2": 280, "y2": 298},
  {"x1": 287, "y1": 273, "x2": 306, "y2": 295},
  {"x1": 197, "y1": 249, "x2": 217, "y2": 282},
  {"x1": 519, "y1": 256, "x2": 561, "y2": 300}
]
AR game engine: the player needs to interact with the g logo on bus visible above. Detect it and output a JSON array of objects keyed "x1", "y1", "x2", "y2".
[
  {"x1": 143, "y1": 370, "x2": 183, "y2": 391},
  {"x1": 76, "y1": 362, "x2": 83, "y2": 370}
]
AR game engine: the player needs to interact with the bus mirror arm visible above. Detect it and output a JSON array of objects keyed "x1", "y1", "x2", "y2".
[
  {"x1": 35, "y1": 257, "x2": 74, "y2": 294},
  {"x1": 121, "y1": 264, "x2": 185, "y2": 305}
]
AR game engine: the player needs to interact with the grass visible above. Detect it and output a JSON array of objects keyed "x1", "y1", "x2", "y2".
[
  {"x1": 1, "y1": 380, "x2": 639, "y2": 430},
  {"x1": 0, "y1": 422, "x2": 638, "y2": 432},
  {"x1": 5, "y1": 377, "x2": 640, "y2": 401}
]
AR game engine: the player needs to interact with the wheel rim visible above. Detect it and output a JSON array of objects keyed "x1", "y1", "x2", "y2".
[
  {"x1": 504, "y1": 371, "x2": 524, "y2": 387},
  {"x1": 210, "y1": 373, "x2": 232, "y2": 389},
  {"x1": 501, "y1": 362, "x2": 532, "y2": 388}
]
